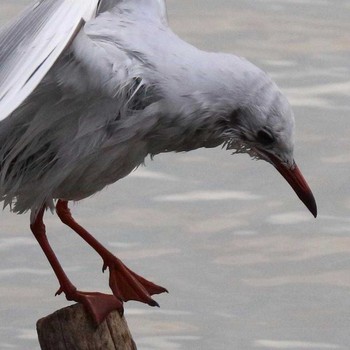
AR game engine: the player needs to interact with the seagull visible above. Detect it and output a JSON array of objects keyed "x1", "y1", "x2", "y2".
[{"x1": 0, "y1": 0, "x2": 317, "y2": 325}]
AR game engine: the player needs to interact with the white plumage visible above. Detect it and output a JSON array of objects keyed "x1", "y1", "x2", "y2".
[
  {"x1": 0, "y1": 0, "x2": 168, "y2": 214},
  {"x1": 0, "y1": 0, "x2": 316, "y2": 324},
  {"x1": 0, "y1": 0, "x2": 314, "y2": 215}
]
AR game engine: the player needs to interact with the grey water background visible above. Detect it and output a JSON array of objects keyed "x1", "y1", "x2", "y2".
[{"x1": 0, "y1": 0, "x2": 350, "y2": 349}]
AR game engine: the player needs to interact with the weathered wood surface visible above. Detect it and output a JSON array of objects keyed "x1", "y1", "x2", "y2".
[{"x1": 37, "y1": 303, "x2": 137, "y2": 350}]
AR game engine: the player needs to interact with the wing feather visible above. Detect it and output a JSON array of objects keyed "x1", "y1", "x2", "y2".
[
  {"x1": 156, "y1": 0, "x2": 168, "y2": 24},
  {"x1": 0, "y1": 0, "x2": 100, "y2": 121}
]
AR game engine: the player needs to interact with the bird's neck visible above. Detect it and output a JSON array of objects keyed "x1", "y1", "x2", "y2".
[
  {"x1": 108, "y1": 6, "x2": 262, "y2": 154},
  {"x1": 145, "y1": 107, "x2": 226, "y2": 156},
  {"x1": 143, "y1": 47, "x2": 253, "y2": 155}
]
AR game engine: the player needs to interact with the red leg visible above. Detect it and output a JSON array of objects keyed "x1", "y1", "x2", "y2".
[
  {"x1": 30, "y1": 207, "x2": 122, "y2": 325},
  {"x1": 56, "y1": 200, "x2": 167, "y2": 308}
]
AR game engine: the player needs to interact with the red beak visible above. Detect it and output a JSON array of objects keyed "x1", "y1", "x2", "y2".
[{"x1": 258, "y1": 150, "x2": 317, "y2": 218}]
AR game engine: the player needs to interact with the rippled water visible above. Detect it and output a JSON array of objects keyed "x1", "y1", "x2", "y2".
[{"x1": 1, "y1": 1, "x2": 350, "y2": 349}]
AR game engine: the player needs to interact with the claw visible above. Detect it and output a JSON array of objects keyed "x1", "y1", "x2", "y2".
[
  {"x1": 74, "y1": 291, "x2": 123, "y2": 325},
  {"x1": 55, "y1": 200, "x2": 168, "y2": 317},
  {"x1": 33, "y1": 201, "x2": 129, "y2": 325},
  {"x1": 106, "y1": 259, "x2": 167, "y2": 307},
  {"x1": 59, "y1": 289, "x2": 123, "y2": 325},
  {"x1": 55, "y1": 282, "x2": 124, "y2": 325},
  {"x1": 55, "y1": 287, "x2": 63, "y2": 296}
]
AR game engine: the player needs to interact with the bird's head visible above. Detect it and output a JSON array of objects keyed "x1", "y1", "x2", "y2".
[
  {"x1": 206, "y1": 58, "x2": 317, "y2": 217},
  {"x1": 153, "y1": 51, "x2": 316, "y2": 217}
]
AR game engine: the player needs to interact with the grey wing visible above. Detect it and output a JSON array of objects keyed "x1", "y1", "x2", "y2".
[
  {"x1": 150, "y1": 0, "x2": 168, "y2": 24},
  {"x1": 157, "y1": 0, "x2": 168, "y2": 23},
  {"x1": 0, "y1": 0, "x2": 100, "y2": 121},
  {"x1": 0, "y1": 0, "x2": 166, "y2": 212},
  {"x1": 98, "y1": 0, "x2": 168, "y2": 23}
]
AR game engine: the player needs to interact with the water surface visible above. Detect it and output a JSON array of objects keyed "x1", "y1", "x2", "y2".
[{"x1": 0, "y1": 1, "x2": 350, "y2": 349}]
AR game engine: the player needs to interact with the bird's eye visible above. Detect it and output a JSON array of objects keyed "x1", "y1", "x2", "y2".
[{"x1": 257, "y1": 129, "x2": 275, "y2": 145}]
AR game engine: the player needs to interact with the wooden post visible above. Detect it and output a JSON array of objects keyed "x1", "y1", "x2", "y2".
[{"x1": 37, "y1": 303, "x2": 137, "y2": 350}]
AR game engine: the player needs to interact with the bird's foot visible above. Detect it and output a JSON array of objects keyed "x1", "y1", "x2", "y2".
[
  {"x1": 102, "y1": 255, "x2": 168, "y2": 306},
  {"x1": 56, "y1": 286, "x2": 123, "y2": 325}
]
